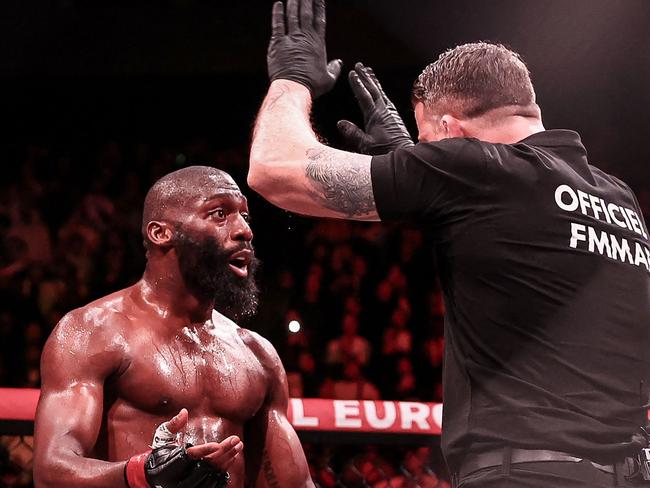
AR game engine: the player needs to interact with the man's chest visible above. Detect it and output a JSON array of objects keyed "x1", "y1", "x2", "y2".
[{"x1": 114, "y1": 329, "x2": 268, "y2": 422}]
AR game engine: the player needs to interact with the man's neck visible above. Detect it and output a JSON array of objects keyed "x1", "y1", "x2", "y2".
[
  {"x1": 137, "y1": 263, "x2": 214, "y2": 328},
  {"x1": 477, "y1": 116, "x2": 545, "y2": 144},
  {"x1": 463, "y1": 105, "x2": 546, "y2": 144}
]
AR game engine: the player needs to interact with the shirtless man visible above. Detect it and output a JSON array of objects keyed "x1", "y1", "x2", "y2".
[{"x1": 33, "y1": 166, "x2": 313, "y2": 487}]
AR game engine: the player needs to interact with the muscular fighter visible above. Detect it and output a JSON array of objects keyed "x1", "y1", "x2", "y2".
[
  {"x1": 33, "y1": 166, "x2": 313, "y2": 487},
  {"x1": 248, "y1": 1, "x2": 650, "y2": 487}
]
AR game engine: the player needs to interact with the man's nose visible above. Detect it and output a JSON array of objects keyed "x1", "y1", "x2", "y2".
[{"x1": 231, "y1": 214, "x2": 253, "y2": 241}]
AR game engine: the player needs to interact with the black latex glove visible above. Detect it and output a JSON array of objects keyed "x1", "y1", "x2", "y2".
[
  {"x1": 338, "y1": 63, "x2": 414, "y2": 155},
  {"x1": 267, "y1": 0, "x2": 342, "y2": 98}
]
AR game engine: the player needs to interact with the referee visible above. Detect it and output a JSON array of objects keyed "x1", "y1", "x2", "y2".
[{"x1": 248, "y1": 0, "x2": 650, "y2": 486}]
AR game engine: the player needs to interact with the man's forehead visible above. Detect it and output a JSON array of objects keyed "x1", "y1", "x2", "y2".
[
  {"x1": 201, "y1": 189, "x2": 246, "y2": 203},
  {"x1": 197, "y1": 176, "x2": 246, "y2": 204},
  {"x1": 199, "y1": 172, "x2": 238, "y2": 192},
  {"x1": 203, "y1": 171, "x2": 238, "y2": 188}
]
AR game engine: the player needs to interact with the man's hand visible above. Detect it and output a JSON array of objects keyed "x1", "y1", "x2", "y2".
[
  {"x1": 151, "y1": 409, "x2": 242, "y2": 470},
  {"x1": 152, "y1": 408, "x2": 188, "y2": 447},
  {"x1": 125, "y1": 409, "x2": 238, "y2": 488},
  {"x1": 267, "y1": 0, "x2": 342, "y2": 98},
  {"x1": 187, "y1": 436, "x2": 243, "y2": 472},
  {"x1": 338, "y1": 63, "x2": 415, "y2": 155}
]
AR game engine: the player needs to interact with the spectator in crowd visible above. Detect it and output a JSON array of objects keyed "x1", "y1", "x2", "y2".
[
  {"x1": 7, "y1": 207, "x2": 52, "y2": 264},
  {"x1": 320, "y1": 361, "x2": 381, "y2": 400},
  {"x1": 284, "y1": 311, "x2": 321, "y2": 397},
  {"x1": 340, "y1": 447, "x2": 396, "y2": 487},
  {"x1": 392, "y1": 356, "x2": 418, "y2": 400},
  {"x1": 382, "y1": 297, "x2": 413, "y2": 356},
  {"x1": 374, "y1": 447, "x2": 450, "y2": 488},
  {"x1": 326, "y1": 312, "x2": 371, "y2": 366}
]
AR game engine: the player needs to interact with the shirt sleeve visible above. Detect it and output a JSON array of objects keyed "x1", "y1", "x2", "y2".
[{"x1": 370, "y1": 137, "x2": 490, "y2": 222}]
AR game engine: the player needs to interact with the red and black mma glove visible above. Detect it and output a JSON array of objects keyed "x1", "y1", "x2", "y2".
[
  {"x1": 337, "y1": 63, "x2": 414, "y2": 155},
  {"x1": 267, "y1": 0, "x2": 342, "y2": 99},
  {"x1": 125, "y1": 444, "x2": 229, "y2": 488}
]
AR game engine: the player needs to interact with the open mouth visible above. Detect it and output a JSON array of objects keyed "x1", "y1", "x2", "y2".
[{"x1": 228, "y1": 250, "x2": 251, "y2": 278}]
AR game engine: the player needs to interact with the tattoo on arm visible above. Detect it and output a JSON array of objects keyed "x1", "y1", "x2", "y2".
[
  {"x1": 260, "y1": 86, "x2": 289, "y2": 112},
  {"x1": 262, "y1": 449, "x2": 280, "y2": 488},
  {"x1": 252, "y1": 86, "x2": 290, "y2": 140},
  {"x1": 305, "y1": 148, "x2": 376, "y2": 218}
]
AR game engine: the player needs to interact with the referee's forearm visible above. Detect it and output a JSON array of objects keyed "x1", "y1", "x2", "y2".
[{"x1": 248, "y1": 80, "x2": 317, "y2": 203}]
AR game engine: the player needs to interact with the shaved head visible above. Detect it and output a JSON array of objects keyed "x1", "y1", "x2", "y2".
[{"x1": 142, "y1": 166, "x2": 240, "y2": 247}]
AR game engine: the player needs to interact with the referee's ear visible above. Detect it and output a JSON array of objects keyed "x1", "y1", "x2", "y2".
[{"x1": 440, "y1": 115, "x2": 465, "y2": 139}]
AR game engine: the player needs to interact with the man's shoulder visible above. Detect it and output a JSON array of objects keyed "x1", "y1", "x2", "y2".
[
  {"x1": 41, "y1": 287, "x2": 135, "y2": 377},
  {"x1": 241, "y1": 328, "x2": 281, "y2": 367},
  {"x1": 211, "y1": 309, "x2": 241, "y2": 332},
  {"x1": 68, "y1": 287, "x2": 133, "y2": 325},
  {"x1": 589, "y1": 164, "x2": 634, "y2": 193},
  {"x1": 414, "y1": 136, "x2": 488, "y2": 158},
  {"x1": 210, "y1": 310, "x2": 282, "y2": 371},
  {"x1": 49, "y1": 287, "x2": 135, "y2": 347}
]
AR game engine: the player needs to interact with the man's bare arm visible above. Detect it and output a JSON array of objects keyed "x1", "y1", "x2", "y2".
[
  {"x1": 248, "y1": 77, "x2": 379, "y2": 222},
  {"x1": 33, "y1": 310, "x2": 128, "y2": 487},
  {"x1": 250, "y1": 0, "x2": 377, "y2": 220},
  {"x1": 244, "y1": 334, "x2": 314, "y2": 488}
]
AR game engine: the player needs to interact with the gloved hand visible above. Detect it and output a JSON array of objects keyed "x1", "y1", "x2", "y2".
[
  {"x1": 267, "y1": 0, "x2": 343, "y2": 98},
  {"x1": 338, "y1": 63, "x2": 415, "y2": 155},
  {"x1": 125, "y1": 409, "x2": 231, "y2": 488},
  {"x1": 126, "y1": 443, "x2": 230, "y2": 488},
  {"x1": 177, "y1": 460, "x2": 230, "y2": 488}
]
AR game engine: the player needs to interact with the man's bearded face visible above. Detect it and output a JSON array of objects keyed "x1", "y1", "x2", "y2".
[{"x1": 174, "y1": 226, "x2": 260, "y2": 321}]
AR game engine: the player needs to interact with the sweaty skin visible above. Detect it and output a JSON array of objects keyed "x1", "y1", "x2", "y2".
[{"x1": 33, "y1": 168, "x2": 313, "y2": 488}]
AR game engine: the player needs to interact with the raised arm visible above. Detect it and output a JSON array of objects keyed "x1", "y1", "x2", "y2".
[
  {"x1": 248, "y1": 0, "x2": 379, "y2": 221},
  {"x1": 33, "y1": 311, "x2": 128, "y2": 487},
  {"x1": 249, "y1": 80, "x2": 377, "y2": 220},
  {"x1": 244, "y1": 335, "x2": 314, "y2": 488}
]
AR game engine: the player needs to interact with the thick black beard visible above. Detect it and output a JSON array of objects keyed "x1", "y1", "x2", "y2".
[{"x1": 174, "y1": 228, "x2": 260, "y2": 322}]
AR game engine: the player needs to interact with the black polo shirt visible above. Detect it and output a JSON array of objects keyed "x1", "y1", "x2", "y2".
[{"x1": 371, "y1": 130, "x2": 650, "y2": 471}]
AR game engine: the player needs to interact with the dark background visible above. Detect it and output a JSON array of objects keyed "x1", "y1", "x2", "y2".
[{"x1": 3, "y1": 0, "x2": 650, "y2": 188}]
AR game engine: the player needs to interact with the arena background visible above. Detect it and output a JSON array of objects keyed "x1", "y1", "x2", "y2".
[{"x1": 1, "y1": 0, "x2": 649, "y2": 486}]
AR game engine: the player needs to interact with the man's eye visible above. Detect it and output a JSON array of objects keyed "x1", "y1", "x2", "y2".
[
  {"x1": 241, "y1": 213, "x2": 251, "y2": 223},
  {"x1": 211, "y1": 209, "x2": 226, "y2": 219}
]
